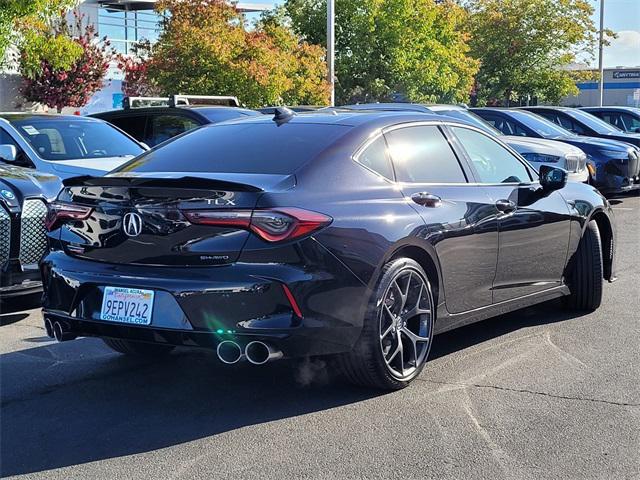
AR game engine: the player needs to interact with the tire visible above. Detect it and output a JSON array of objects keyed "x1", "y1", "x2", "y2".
[
  {"x1": 102, "y1": 338, "x2": 175, "y2": 356},
  {"x1": 338, "y1": 258, "x2": 435, "y2": 390},
  {"x1": 565, "y1": 220, "x2": 603, "y2": 311}
]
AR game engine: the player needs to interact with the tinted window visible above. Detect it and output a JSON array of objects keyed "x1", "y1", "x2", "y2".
[
  {"x1": 385, "y1": 125, "x2": 466, "y2": 183},
  {"x1": 0, "y1": 128, "x2": 18, "y2": 148},
  {"x1": 434, "y1": 110, "x2": 501, "y2": 136},
  {"x1": 569, "y1": 109, "x2": 623, "y2": 134},
  {"x1": 357, "y1": 136, "x2": 394, "y2": 179},
  {"x1": 109, "y1": 115, "x2": 147, "y2": 142},
  {"x1": 620, "y1": 113, "x2": 640, "y2": 131},
  {"x1": 507, "y1": 110, "x2": 573, "y2": 138},
  {"x1": 9, "y1": 119, "x2": 143, "y2": 161},
  {"x1": 555, "y1": 114, "x2": 586, "y2": 135},
  {"x1": 148, "y1": 115, "x2": 200, "y2": 146},
  {"x1": 115, "y1": 122, "x2": 351, "y2": 174},
  {"x1": 452, "y1": 126, "x2": 531, "y2": 184}
]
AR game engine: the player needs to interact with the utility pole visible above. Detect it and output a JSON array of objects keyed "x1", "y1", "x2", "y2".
[
  {"x1": 327, "y1": 0, "x2": 335, "y2": 106},
  {"x1": 598, "y1": 0, "x2": 605, "y2": 106}
]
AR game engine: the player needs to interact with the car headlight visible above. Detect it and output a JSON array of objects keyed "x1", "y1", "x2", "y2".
[{"x1": 520, "y1": 153, "x2": 562, "y2": 163}]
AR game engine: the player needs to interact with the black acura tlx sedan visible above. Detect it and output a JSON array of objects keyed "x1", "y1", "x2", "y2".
[{"x1": 41, "y1": 110, "x2": 616, "y2": 390}]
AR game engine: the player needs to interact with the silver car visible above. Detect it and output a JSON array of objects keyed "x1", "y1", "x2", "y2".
[{"x1": 0, "y1": 113, "x2": 146, "y2": 179}]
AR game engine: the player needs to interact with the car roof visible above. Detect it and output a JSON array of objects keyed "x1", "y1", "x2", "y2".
[
  {"x1": 0, "y1": 113, "x2": 102, "y2": 122},
  {"x1": 581, "y1": 106, "x2": 640, "y2": 112},
  {"x1": 524, "y1": 106, "x2": 572, "y2": 111},
  {"x1": 218, "y1": 109, "x2": 453, "y2": 128}
]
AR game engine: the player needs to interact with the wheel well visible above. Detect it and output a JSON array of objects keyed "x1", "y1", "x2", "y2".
[
  {"x1": 390, "y1": 246, "x2": 441, "y2": 307},
  {"x1": 591, "y1": 211, "x2": 614, "y2": 280}
]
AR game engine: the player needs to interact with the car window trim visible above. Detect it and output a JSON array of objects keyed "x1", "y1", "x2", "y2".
[
  {"x1": 447, "y1": 123, "x2": 537, "y2": 186},
  {"x1": 351, "y1": 130, "x2": 397, "y2": 182}
]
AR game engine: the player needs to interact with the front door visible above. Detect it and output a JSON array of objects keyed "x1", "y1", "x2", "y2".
[
  {"x1": 384, "y1": 123, "x2": 500, "y2": 314},
  {"x1": 449, "y1": 125, "x2": 572, "y2": 303}
]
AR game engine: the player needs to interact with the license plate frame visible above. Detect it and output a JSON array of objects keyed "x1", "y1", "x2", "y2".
[{"x1": 100, "y1": 287, "x2": 155, "y2": 325}]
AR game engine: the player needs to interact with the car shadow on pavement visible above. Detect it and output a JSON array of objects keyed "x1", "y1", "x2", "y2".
[{"x1": 1, "y1": 299, "x2": 585, "y2": 477}]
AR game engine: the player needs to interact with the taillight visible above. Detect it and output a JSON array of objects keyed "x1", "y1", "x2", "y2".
[
  {"x1": 45, "y1": 202, "x2": 93, "y2": 231},
  {"x1": 182, "y1": 207, "x2": 332, "y2": 242}
]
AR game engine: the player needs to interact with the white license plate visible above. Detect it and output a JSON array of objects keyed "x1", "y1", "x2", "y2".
[{"x1": 100, "y1": 287, "x2": 155, "y2": 325}]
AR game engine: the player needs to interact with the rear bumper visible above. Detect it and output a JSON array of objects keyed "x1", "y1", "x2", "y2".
[{"x1": 41, "y1": 247, "x2": 367, "y2": 358}]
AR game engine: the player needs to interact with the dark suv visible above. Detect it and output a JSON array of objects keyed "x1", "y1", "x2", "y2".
[{"x1": 91, "y1": 95, "x2": 260, "y2": 147}]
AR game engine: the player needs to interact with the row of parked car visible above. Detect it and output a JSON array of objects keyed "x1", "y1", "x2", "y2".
[
  {"x1": 0, "y1": 96, "x2": 636, "y2": 387},
  {"x1": 1, "y1": 97, "x2": 638, "y2": 306}
]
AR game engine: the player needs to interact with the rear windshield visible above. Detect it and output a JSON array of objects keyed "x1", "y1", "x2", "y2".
[{"x1": 114, "y1": 122, "x2": 351, "y2": 174}]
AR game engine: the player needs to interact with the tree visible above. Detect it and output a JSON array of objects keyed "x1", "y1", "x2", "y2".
[
  {"x1": 284, "y1": 0, "x2": 479, "y2": 104},
  {"x1": 144, "y1": 0, "x2": 329, "y2": 108},
  {"x1": 0, "y1": 0, "x2": 80, "y2": 69},
  {"x1": 19, "y1": 13, "x2": 113, "y2": 112},
  {"x1": 467, "y1": 0, "x2": 604, "y2": 105},
  {"x1": 117, "y1": 42, "x2": 159, "y2": 97}
]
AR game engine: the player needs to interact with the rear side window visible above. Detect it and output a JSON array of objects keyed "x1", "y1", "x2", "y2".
[
  {"x1": 385, "y1": 125, "x2": 467, "y2": 183},
  {"x1": 109, "y1": 115, "x2": 147, "y2": 142},
  {"x1": 148, "y1": 115, "x2": 201, "y2": 146},
  {"x1": 115, "y1": 122, "x2": 351, "y2": 174},
  {"x1": 356, "y1": 136, "x2": 394, "y2": 179}
]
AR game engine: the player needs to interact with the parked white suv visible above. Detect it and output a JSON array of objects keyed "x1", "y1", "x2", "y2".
[{"x1": 0, "y1": 113, "x2": 147, "y2": 179}]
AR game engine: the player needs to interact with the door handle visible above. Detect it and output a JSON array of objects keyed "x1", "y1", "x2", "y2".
[
  {"x1": 495, "y1": 199, "x2": 517, "y2": 213},
  {"x1": 411, "y1": 192, "x2": 442, "y2": 207}
]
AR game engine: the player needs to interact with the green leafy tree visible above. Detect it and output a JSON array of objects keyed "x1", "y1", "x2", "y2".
[
  {"x1": 0, "y1": 0, "x2": 80, "y2": 69},
  {"x1": 284, "y1": 0, "x2": 479, "y2": 104},
  {"x1": 467, "y1": 0, "x2": 606, "y2": 105},
  {"x1": 145, "y1": 0, "x2": 329, "y2": 108},
  {"x1": 19, "y1": 13, "x2": 114, "y2": 112}
]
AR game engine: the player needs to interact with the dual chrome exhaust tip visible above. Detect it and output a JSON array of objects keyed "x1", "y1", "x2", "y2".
[
  {"x1": 216, "y1": 340, "x2": 283, "y2": 365},
  {"x1": 44, "y1": 318, "x2": 77, "y2": 342}
]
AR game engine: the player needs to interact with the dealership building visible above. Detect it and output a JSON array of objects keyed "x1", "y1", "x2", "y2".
[
  {"x1": 0, "y1": 0, "x2": 269, "y2": 113},
  {"x1": 562, "y1": 67, "x2": 640, "y2": 107}
]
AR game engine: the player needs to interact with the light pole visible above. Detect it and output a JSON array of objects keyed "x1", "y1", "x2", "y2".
[
  {"x1": 598, "y1": 0, "x2": 605, "y2": 106},
  {"x1": 327, "y1": 0, "x2": 335, "y2": 106}
]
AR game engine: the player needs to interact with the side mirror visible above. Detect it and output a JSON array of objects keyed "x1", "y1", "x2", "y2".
[
  {"x1": 539, "y1": 165, "x2": 568, "y2": 191},
  {"x1": 0, "y1": 144, "x2": 17, "y2": 162}
]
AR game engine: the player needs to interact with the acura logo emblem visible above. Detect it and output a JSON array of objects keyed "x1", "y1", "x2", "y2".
[{"x1": 123, "y1": 212, "x2": 143, "y2": 237}]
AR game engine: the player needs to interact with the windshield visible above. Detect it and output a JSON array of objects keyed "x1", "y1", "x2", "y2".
[
  {"x1": 568, "y1": 109, "x2": 625, "y2": 134},
  {"x1": 10, "y1": 118, "x2": 143, "y2": 161},
  {"x1": 115, "y1": 122, "x2": 352, "y2": 174},
  {"x1": 435, "y1": 110, "x2": 501, "y2": 136},
  {"x1": 510, "y1": 110, "x2": 574, "y2": 138}
]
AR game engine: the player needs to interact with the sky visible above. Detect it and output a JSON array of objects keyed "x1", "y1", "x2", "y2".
[{"x1": 252, "y1": 0, "x2": 639, "y2": 68}]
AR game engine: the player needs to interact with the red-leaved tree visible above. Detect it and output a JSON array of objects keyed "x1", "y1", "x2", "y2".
[
  {"x1": 19, "y1": 13, "x2": 114, "y2": 112},
  {"x1": 116, "y1": 42, "x2": 159, "y2": 97}
]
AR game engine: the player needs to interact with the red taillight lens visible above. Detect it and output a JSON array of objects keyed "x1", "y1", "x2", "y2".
[
  {"x1": 45, "y1": 202, "x2": 93, "y2": 231},
  {"x1": 182, "y1": 207, "x2": 332, "y2": 242}
]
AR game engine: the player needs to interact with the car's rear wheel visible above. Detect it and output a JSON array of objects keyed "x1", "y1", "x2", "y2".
[
  {"x1": 102, "y1": 338, "x2": 175, "y2": 356},
  {"x1": 339, "y1": 258, "x2": 434, "y2": 390},
  {"x1": 565, "y1": 220, "x2": 603, "y2": 311}
]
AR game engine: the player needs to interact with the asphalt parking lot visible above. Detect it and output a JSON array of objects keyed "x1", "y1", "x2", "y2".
[{"x1": 1, "y1": 194, "x2": 639, "y2": 480}]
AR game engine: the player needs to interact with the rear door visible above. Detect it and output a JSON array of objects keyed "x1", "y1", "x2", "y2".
[
  {"x1": 383, "y1": 123, "x2": 499, "y2": 314},
  {"x1": 450, "y1": 125, "x2": 572, "y2": 302}
]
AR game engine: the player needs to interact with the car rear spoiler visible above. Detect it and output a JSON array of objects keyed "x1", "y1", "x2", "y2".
[{"x1": 62, "y1": 175, "x2": 264, "y2": 193}]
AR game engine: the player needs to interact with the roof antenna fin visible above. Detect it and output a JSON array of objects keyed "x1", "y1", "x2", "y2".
[{"x1": 273, "y1": 107, "x2": 296, "y2": 125}]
